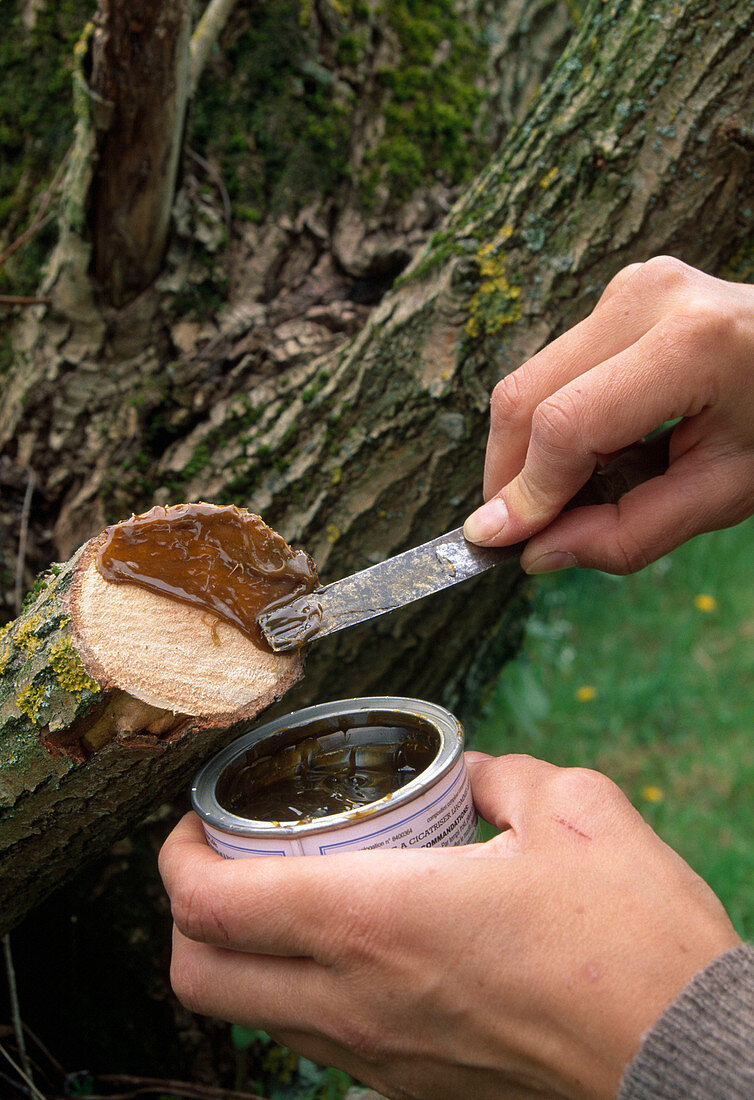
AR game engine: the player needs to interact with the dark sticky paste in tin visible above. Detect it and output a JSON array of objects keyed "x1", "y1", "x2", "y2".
[
  {"x1": 96, "y1": 503, "x2": 319, "y2": 649},
  {"x1": 216, "y1": 718, "x2": 437, "y2": 822}
]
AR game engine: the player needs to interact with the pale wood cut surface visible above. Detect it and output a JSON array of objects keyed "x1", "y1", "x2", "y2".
[{"x1": 69, "y1": 541, "x2": 304, "y2": 719}]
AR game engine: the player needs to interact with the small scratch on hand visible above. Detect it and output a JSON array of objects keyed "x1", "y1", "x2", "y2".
[{"x1": 553, "y1": 816, "x2": 592, "y2": 841}]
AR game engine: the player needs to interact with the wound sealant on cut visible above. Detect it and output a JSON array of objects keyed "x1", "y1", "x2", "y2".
[{"x1": 191, "y1": 697, "x2": 478, "y2": 857}]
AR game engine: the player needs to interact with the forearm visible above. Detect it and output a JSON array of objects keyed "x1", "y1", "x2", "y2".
[{"x1": 618, "y1": 942, "x2": 754, "y2": 1100}]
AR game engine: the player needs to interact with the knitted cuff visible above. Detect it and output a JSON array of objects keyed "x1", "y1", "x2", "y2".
[{"x1": 618, "y1": 942, "x2": 754, "y2": 1099}]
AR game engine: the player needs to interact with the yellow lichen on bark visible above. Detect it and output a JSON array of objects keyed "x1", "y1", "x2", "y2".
[
  {"x1": 466, "y1": 233, "x2": 522, "y2": 338},
  {"x1": 49, "y1": 637, "x2": 101, "y2": 697},
  {"x1": 12, "y1": 616, "x2": 42, "y2": 657},
  {"x1": 16, "y1": 683, "x2": 46, "y2": 724}
]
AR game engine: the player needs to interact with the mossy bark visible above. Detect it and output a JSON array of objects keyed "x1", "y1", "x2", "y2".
[
  {"x1": 0, "y1": 0, "x2": 572, "y2": 569},
  {"x1": 159, "y1": 0, "x2": 754, "y2": 717},
  {"x1": 4, "y1": 0, "x2": 754, "y2": 710}
]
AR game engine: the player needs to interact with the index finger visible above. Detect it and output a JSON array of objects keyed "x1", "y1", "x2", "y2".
[
  {"x1": 158, "y1": 811, "x2": 446, "y2": 958},
  {"x1": 465, "y1": 310, "x2": 714, "y2": 546},
  {"x1": 468, "y1": 754, "x2": 645, "y2": 848},
  {"x1": 480, "y1": 265, "x2": 663, "y2": 500},
  {"x1": 158, "y1": 812, "x2": 338, "y2": 957}
]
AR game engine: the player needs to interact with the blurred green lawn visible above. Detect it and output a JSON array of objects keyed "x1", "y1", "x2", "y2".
[{"x1": 470, "y1": 518, "x2": 754, "y2": 939}]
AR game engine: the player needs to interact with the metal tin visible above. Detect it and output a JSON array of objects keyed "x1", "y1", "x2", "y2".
[{"x1": 191, "y1": 696, "x2": 477, "y2": 857}]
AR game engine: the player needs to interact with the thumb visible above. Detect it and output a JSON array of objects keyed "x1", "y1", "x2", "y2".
[{"x1": 520, "y1": 448, "x2": 754, "y2": 575}]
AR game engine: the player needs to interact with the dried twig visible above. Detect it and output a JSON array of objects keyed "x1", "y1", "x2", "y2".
[
  {"x1": 0, "y1": 148, "x2": 70, "y2": 270},
  {"x1": 0, "y1": 295, "x2": 53, "y2": 306},
  {"x1": 0, "y1": 213, "x2": 56, "y2": 271},
  {"x1": 0, "y1": 1066, "x2": 27, "y2": 1097},
  {"x1": 186, "y1": 147, "x2": 233, "y2": 238},
  {"x1": 93, "y1": 1074, "x2": 270, "y2": 1100},
  {"x1": 0, "y1": 1036, "x2": 48, "y2": 1100},
  {"x1": 14, "y1": 468, "x2": 36, "y2": 617},
  {"x1": 22, "y1": 1024, "x2": 66, "y2": 1079},
  {"x1": 2, "y1": 938, "x2": 43, "y2": 1099}
]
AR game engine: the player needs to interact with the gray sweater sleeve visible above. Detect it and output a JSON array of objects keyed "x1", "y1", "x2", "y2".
[{"x1": 618, "y1": 943, "x2": 754, "y2": 1099}]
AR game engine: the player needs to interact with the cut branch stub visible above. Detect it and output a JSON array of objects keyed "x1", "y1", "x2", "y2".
[
  {"x1": 70, "y1": 534, "x2": 305, "y2": 721},
  {"x1": 0, "y1": 505, "x2": 312, "y2": 934}
]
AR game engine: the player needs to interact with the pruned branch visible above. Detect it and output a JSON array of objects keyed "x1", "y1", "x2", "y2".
[
  {"x1": 0, "y1": 296, "x2": 52, "y2": 307},
  {"x1": 89, "y1": 0, "x2": 192, "y2": 305},
  {"x1": 189, "y1": 0, "x2": 240, "y2": 95},
  {"x1": 0, "y1": 512, "x2": 307, "y2": 934}
]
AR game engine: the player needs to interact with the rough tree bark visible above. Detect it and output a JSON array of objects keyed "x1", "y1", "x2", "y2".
[
  {"x1": 0, "y1": 0, "x2": 572, "y2": 580},
  {"x1": 147, "y1": 0, "x2": 754, "y2": 719},
  {"x1": 1, "y1": 0, "x2": 753, "y2": 931}
]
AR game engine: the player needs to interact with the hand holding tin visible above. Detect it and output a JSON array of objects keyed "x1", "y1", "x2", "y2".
[
  {"x1": 465, "y1": 258, "x2": 754, "y2": 574},
  {"x1": 159, "y1": 753, "x2": 740, "y2": 1100}
]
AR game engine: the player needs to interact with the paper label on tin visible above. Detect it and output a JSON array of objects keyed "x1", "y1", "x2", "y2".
[{"x1": 201, "y1": 755, "x2": 477, "y2": 858}]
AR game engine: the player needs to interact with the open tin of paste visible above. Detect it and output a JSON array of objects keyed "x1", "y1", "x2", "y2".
[{"x1": 191, "y1": 697, "x2": 477, "y2": 856}]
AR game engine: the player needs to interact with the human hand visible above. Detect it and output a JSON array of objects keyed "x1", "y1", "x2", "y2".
[
  {"x1": 159, "y1": 753, "x2": 739, "y2": 1100},
  {"x1": 463, "y1": 257, "x2": 754, "y2": 573}
]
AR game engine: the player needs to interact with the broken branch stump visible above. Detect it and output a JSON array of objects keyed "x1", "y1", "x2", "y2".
[{"x1": 0, "y1": 523, "x2": 305, "y2": 934}]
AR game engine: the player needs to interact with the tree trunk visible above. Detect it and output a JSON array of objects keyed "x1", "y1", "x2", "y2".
[
  {"x1": 0, "y1": 0, "x2": 572, "y2": 583},
  {"x1": 1, "y1": 0, "x2": 752, "y2": 934},
  {"x1": 0, "y1": 432, "x2": 665, "y2": 935},
  {"x1": 89, "y1": 0, "x2": 192, "y2": 305}
]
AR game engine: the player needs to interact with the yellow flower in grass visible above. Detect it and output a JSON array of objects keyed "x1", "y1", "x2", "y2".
[
  {"x1": 641, "y1": 785, "x2": 664, "y2": 804},
  {"x1": 575, "y1": 685, "x2": 596, "y2": 702},
  {"x1": 694, "y1": 594, "x2": 717, "y2": 612}
]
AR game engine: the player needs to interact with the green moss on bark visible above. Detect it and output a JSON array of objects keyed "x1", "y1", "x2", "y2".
[
  {"x1": 0, "y1": 555, "x2": 100, "y2": 752},
  {"x1": 362, "y1": 0, "x2": 488, "y2": 204},
  {"x1": 0, "y1": 0, "x2": 95, "y2": 293},
  {"x1": 191, "y1": 0, "x2": 493, "y2": 218}
]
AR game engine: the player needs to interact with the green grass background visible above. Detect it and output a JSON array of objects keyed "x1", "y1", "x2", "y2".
[{"x1": 471, "y1": 518, "x2": 754, "y2": 940}]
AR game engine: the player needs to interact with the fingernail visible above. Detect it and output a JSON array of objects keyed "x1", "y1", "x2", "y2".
[
  {"x1": 524, "y1": 551, "x2": 578, "y2": 575},
  {"x1": 463, "y1": 498, "x2": 509, "y2": 544}
]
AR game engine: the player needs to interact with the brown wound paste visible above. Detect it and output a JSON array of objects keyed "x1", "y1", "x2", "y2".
[
  {"x1": 258, "y1": 592, "x2": 325, "y2": 650},
  {"x1": 95, "y1": 503, "x2": 319, "y2": 649},
  {"x1": 215, "y1": 719, "x2": 436, "y2": 822}
]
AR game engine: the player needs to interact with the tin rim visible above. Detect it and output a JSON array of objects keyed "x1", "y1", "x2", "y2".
[{"x1": 191, "y1": 696, "x2": 464, "y2": 837}]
